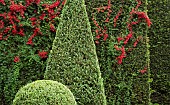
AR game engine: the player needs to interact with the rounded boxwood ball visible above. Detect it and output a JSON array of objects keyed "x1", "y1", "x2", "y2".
[{"x1": 13, "y1": 80, "x2": 77, "y2": 105}]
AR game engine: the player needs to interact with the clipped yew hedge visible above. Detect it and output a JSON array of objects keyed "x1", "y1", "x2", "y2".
[
  {"x1": 44, "y1": 0, "x2": 106, "y2": 105},
  {"x1": 0, "y1": 0, "x2": 64, "y2": 104},
  {"x1": 148, "y1": 0, "x2": 170, "y2": 104},
  {"x1": 85, "y1": 0, "x2": 150, "y2": 104},
  {"x1": 13, "y1": 80, "x2": 77, "y2": 105}
]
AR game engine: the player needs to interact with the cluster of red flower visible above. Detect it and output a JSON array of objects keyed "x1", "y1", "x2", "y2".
[
  {"x1": 26, "y1": 27, "x2": 42, "y2": 45},
  {"x1": 38, "y1": 50, "x2": 48, "y2": 59},
  {"x1": 0, "y1": 0, "x2": 66, "y2": 62},
  {"x1": 14, "y1": 56, "x2": 20, "y2": 63},
  {"x1": 92, "y1": 0, "x2": 151, "y2": 68},
  {"x1": 114, "y1": 45, "x2": 126, "y2": 64},
  {"x1": 140, "y1": 66, "x2": 147, "y2": 74},
  {"x1": 92, "y1": 0, "x2": 111, "y2": 44},
  {"x1": 114, "y1": 0, "x2": 151, "y2": 65},
  {"x1": 0, "y1": 0, "x2": 5, "y2": 5},
  {"x1": 25, "y1": 0, "x2": 40, "y2": 6},
  {"x1": 114, "y1": 7, "x2": 123, "y2": 27}
]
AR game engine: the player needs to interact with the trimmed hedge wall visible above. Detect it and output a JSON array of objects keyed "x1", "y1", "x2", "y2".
[
  {"x1": 148, "y1": 0, "x2": 170, "y2": 104},
  {"x1": 44, "y1": 0, "x2": 106, "y2": 105},
  {"x1": 85, "y1": 0, "x2": 150, "y2": 104},
  {"x1": 0, "y1": 0, "x2": 63, "y2": 104},
  {"x1": 13, "y1": 80, "x2": 77, "y2": 105}
]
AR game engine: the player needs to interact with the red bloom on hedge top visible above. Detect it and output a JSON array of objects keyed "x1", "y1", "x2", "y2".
[
  {"x1": 38, "y1": 51, "x2": 48, "y2": 59},
  {"x1": 14, "y1": 56, "x2": 20, "y2": 63}
]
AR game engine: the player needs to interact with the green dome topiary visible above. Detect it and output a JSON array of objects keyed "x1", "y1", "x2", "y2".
[{"x1": 13, "y1": 80, "x2": 77, "y2": 105}]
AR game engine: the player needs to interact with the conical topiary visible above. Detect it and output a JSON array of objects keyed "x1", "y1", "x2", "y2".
[{"x1": 44, "y1": 0, "x2": 106, "y2": 105}]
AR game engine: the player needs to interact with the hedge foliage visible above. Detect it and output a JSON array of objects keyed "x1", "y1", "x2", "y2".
[
  {"x1": 0, "y1": 0, "x2": 63, "y2": 104},
  {"x1": 85, "y1": 0, "x2": 150, "y2": 104},
  {"x1": 148, "y1": 0, "x2": 170, "y2": 104},
  {"x1": 44, "y1": 0, "x2": 106, "y2": 105},
  {"x1": 13, "y1": 80, "x2": 77, "y2": 105}
]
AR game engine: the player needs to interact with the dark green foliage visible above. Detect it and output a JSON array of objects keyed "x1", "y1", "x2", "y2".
[
  {"x1": 148, "y1": 0, "x2": 170, "y2": 104},
  {"x1": 44, "y1": 0, "x2": 106, "y2": 105},
  {"x1": 13, "y1": 80, "x2": 77, "y2": 105},
  {"x1": 85, "y1": 0, "x2": 150, "y2": 104}
]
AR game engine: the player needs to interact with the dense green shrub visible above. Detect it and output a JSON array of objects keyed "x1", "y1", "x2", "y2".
[
  {"x1": 13, "y1": 80, "x2": 77, "y2": 105},
  {"x1": 148, "y1": 0, "x2": 170, "y2": 104},
  {"x1": 0, "y1": 0, "x2": 64, "y2": 104},
  {"x1": 85, "y1": 0, "x2": 150, "y2": 104},
  {"x1": 44, "y1": 0, "x2": 106, "y2": 105}
]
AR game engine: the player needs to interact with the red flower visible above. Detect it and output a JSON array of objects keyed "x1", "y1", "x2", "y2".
[
  {"x1": 124, "y1": 32, "x2": 133, "y2": 45},
  {"x1": 140, "y1": 69, "x2": 147, "y2": 74},
  {"x1": 131, "y1": 21, "x2": 139, "y2": 25},
  {"x1": 116, "y1": 54, "x2": 126, "y2": 64},
  {"x1": 26, "y1": 28, "x2": 40, "y2": 45},
  {"x1": 135, "y1": 12, "x2": 152, "y2": 27},
  {"x1": 95, "y1": 29, "x2": 99, "y2": 34},
  {"x1": 107, "y1": 0, "x2": 111, "y2": 9},
  {"x1": 0, "y1": 0, "x2": 5, "y2": 5},
  {"x1": 35, "y1": 0, "x2": 40, "y2": 5},
  {"x1": 11, "y1": 25, "x2": 18, "y2": 34},
  {"x1": 50, "y1": 24, "x2": 56, "y2": 32},
  {"x1": 140, "y1": 67, "x2": 147, "y2": 74},
  {"x1": 18, "y1": 28, "x2": 25, "y2": 36},
  {"x1": 14, "y1": 56, "x2": 20, "y2": 63},
  {"x1": 133, "y1": 41, "x2": 138, "y2": 47},
  {"x1": 105, "y1": 18, "x2": 109, "y2": 23},
  {"x1": 0, "y1": 20, "x2": 4, "y2": 29},
  {"x1": 114, "y1": 46, "x2": 126, "y2": 64},
  {"x1": 133, "y1": 36, "x2": 142, "y2": 47},
  {"x1": 39, "y1": 13, "x2": 46, "y2": 20},
  {"x1": 25, "y1": 0, "x2": 40, "y2": 6},
  {"x1": 135, "y1": 0, "x2": 142, "y2": 10},
  {"x1": 62, "y1": 0, "x2": 66, "y2": 5},
  {"x1": 10, "y1": 1, "x2": 26, "y2": 18},
  {"x1": 49, "y1": 1, "x2": 60, "y2": 9},
  {"x1": 95, "y1": 40, "x2": 99, "y2": 44},
  {"x1": 114, "y1": 8, "x2": 122, "y2": 27},
  {"x1": 25, "y1": 0, "x2": 33, "y2": 6},
  {"x1": 0, "y1": 13, "x2": 7, "y2": 19},
  {"x1": 0, "y1": 33, "x2": 3, "y2": 40},
  {"x1": 117, "y1": 37, "x2": 124, "y2": 43},
  {"x1": 30, "y1": 17, "x2": 37, "y2": 21},
  {"x1": 103, "y1": 33, "x2": 108, "y2": 41},
  {"x1": 38, "y1": 51, "x2": 48, "y2": 59}
]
